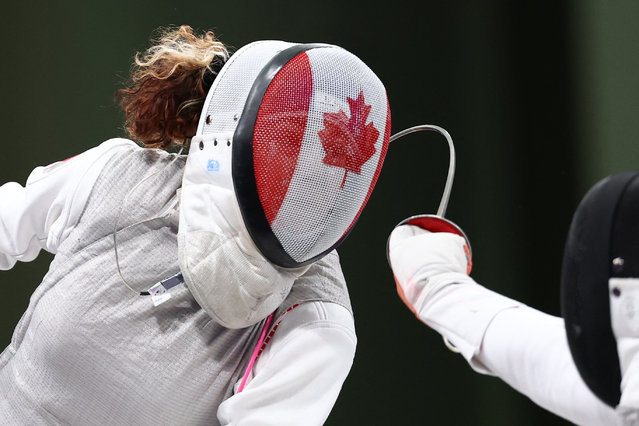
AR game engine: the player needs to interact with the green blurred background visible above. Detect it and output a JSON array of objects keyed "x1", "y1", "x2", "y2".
[{"x1": 1, "y1": 1, "x2": 639, "y2": 424}]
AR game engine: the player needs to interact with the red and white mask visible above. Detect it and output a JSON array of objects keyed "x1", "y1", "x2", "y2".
[
  {"x1": 178, "y1": 41, "x2": 390, "y2": 325},
  {"x1": 181, "y1": 40, "x2": 390, "y2": 261}
]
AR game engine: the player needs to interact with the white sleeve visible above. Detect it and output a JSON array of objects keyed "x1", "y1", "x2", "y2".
[
  {"x1": 217, "y1": 301, "x2": 357, "y2": 425},
  {"x1": 0, "y1": 138, "x2": 137, "y2": 270},
  {"x1": 478, "y1": 305, "x2": 622, "y2": 425}
]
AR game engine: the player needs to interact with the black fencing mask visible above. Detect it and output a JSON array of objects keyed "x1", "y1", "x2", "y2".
[{"x1": 561, "y1": 171, "x2": 639, "y2": 408}]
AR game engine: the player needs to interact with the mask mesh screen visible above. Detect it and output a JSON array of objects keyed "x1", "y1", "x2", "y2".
[{"x1": 253, "y1": 47, "x2": 390, "y2": 262}]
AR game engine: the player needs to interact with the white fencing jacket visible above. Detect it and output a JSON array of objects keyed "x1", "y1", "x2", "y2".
[{"x1": 0, "y1": 138, "x2": 356, "y2": 425}]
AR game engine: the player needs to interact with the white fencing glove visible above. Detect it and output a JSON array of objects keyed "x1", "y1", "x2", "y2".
[{"x1": 388, "y1": 223, "x2": 521, "y2": 373}]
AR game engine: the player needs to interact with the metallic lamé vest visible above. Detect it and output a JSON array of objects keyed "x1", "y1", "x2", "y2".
[{"x1": 0, "y1": 145, "x2": 351, "y2": 425}]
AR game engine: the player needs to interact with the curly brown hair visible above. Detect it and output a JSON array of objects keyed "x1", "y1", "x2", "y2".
[{"x1": 117, "y1": 25, "x2": 228, "y2": 149}]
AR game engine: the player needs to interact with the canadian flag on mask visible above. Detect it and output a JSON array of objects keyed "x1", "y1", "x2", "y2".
[
  {"x1": 319, "y1": 91, "x2": 380, "y2": 189},
  {"x1": 252, "y1": 47, "x2": 390, "y2": 264}
]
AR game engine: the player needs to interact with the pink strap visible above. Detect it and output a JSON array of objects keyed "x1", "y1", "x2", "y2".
[{"x1": 237, "y1": 312, "x2": 274, "y2": 393}]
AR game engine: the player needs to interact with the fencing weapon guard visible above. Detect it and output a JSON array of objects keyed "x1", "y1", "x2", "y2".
[
  {"x1": 386, "y1": 125, "x2": 470, "y2": 353},
  {"x1": 388, "y1": 125, "x2": 470, "y2": 254}
]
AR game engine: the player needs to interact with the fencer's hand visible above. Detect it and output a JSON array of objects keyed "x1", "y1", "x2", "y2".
[
  {"x1": 388, "y1": 225, "x2": 471, "y2": 314},
  {"x1": 388, "y1": 223, "x2": 523, "y2": 368}
]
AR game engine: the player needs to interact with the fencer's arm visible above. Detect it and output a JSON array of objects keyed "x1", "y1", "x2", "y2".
[
  {"x1": 388, "y1": 225, "x2": 520, "y2": 370},
  {"x1": 0, "y1": 139, "x2": 137, "y2": 270},
  {"x1": 479, "y1": 305, "x2": 620, "y2": 425},
  {"x1": 216, "y1": 301, "x2": 356, "y2": 425},
  {"x1": 388, "y1": 225, "x2": 620, "y2": 425}
]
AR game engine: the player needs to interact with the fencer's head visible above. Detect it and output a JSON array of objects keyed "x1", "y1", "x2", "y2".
[
  {"x1": 186, "y1": 40, "x2": 391, "y2": 267},
  {"x1": 561, "y1": 171, "x2": 639, "y2": 408},
  {"x1": 119, "y1": 27, "x2": 391, "y2": 268}
]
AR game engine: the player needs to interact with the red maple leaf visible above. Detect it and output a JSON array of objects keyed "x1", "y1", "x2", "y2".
[{"x1": 318, "y1": 91, "x2": 379, "y2": 188}]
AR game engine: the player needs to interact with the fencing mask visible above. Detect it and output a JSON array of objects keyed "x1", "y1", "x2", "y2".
[
  {"x1": 561, "y1": 171, "x2": 639, "y2": 411},
  {"x1": 178, "y1": 41, "x2": 390, "y2": 327}
]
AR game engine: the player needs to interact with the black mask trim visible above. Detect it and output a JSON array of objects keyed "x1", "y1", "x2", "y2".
[{"x1": 232, "y1": 43, "x2": 329, "y2": 268}]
